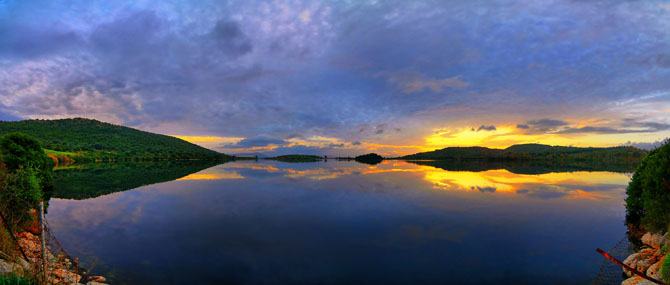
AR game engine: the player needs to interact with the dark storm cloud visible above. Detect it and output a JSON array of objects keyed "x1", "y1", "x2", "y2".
[
  {"x1": 557, "y1": 121, "x2": 670, "y2": 134},
  {"x1": 520, "y1": 119, "x2": 570, "y2": 134},
  {"x1": 1, "y1": 0, "x2": 670, "y2": 148},
  {"x1": 472, "y1": 186, "x2": 496, "y2": 193},
  {"x1": 209, "y1": 19, "x2": 253, "y2": 56},
  {"x1": 0, "y1": 108, "x2": 21, "y2": 121},
  {"x1": 224, "y1": 135, "x2": 288, "y2": 148},
  {"x1": 0, "y1": 21, "x2": 83, "y2": 59},
  {"x1": 476, "y1": 125, "x2": 496, "y2": 132}
]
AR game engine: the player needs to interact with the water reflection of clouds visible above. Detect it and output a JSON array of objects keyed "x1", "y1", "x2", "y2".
[
  {"x1": 420, "y1": 167, "x2": 628, "y2": 201},
  {"x1": 173, "y1": 160, "x2": 628, "y2": 201}
]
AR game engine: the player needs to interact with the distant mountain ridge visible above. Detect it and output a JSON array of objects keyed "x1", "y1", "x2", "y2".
[
  {"x1": 0, "y1": 118, "x2": 232, "y2": 162},
  {"x1": 400, "y1": 143, "x2": 646, "y2": 161}
]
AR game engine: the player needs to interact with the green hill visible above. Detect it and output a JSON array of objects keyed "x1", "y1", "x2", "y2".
[
  {"x1": 0, "y1": 118, "x2": 232, "y2": 162},
  {"x1": 400, "y1": 143, "x2": 646, "y2": 162},
  {"x1": 52, "y1": 161, "x2": 222, "y2": 199}
]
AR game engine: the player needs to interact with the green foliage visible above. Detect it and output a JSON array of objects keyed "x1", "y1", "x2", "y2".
[
  {"x1": 0, "y1": 166, "x2": 41, "y2": 232},
  {"x1": 354, "y1": 153, "x2": 383, "y2": 165},
  {"x1": 53, "y1": 161, "x2": 222, "y2": 199},
  {"x1": 3, "y1": 167, "x2": 41, "y2": 204},
  {"x1": 401, "y1": 143, "x2": 647, "y2": 163},
  {"x1": 625, "y1": 139, "x2": 670, "y2": 233},
  {"x1": 0, "y1": 118, "x2": 233, "y2": 162},
  {"x1": 662, "y1": 254, "x2": 670, "y2": 283},
  {"x1": 0, "y1": 132, "x2": 53, "y2": 193},
  {"x1": 264, "y1": 155, "x2": 323, "y2": 162},
  {"x1": 0, "y1": 275, "x2": 35, "y2": 285}
]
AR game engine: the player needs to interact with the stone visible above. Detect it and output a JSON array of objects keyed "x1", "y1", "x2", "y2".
[
  {"x1": 624, "y1": 252, "x2": 640, "y2": 277},
  {"x1": 641, "y1": 232, "x2": 665, "y2": 249},
  {"x1": 16, "y1": 258, "x2": 30, "y2": 271},
  {"x1": 51, "y1": 268, "x2": 81, "y2": 283},
  {"x1": 0, "y1": 259, "x2": 24, "y2": 276},
  {"x1": 623, "y1": 248, "x2": 662, "y2": 277},
  {"x1": 0, "y1": 259, "x2": 14, "y2": 274},
  {"x1": 622, "y1": 275, "x2": 656, "y2": 285},
  {"x1": 89, "y1": 276, "x2": 107, "y2": 282},
  {"x1": 646, "y1": 259, "x2": 662, "y2": 280}
]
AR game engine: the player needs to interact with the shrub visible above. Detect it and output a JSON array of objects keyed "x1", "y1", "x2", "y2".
[
  {"x1": 663, "y1": 254, "x2": 670, "y2": 283},
  {"x1": 0, "y1": 166, "x2": 41, "y2": 232},
  {"x1": 0, "y1": 132, "x2": 54, "y2": 194},
  {"x1": 625, "y1": 139, "x2": 670, "y2": 232}
]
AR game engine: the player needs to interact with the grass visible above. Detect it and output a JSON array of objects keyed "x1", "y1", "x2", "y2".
[
  {"x1": 44, "y1": 149, "x2": 77, "y2": 156},
  {"x1": 0, "y1": 275, "x2": 34, "y2": 285},
  {"x1": 663, "y1": 254, "x2": 670, "y2": 283}
]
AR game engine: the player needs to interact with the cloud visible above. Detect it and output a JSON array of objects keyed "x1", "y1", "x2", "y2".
[
  {"x1": 0, "y1": 110, "x2": 21, "y2": 121},
  {"x1": 476, "y1": 125, "x2": 496, "y2": 132},
  {"x1": 522, "y1": 119, "x2": 569, "y2": 133},
  {"x1": 401, "y1": 76, "x2": 469, "y2": 93},
  {"x1": 208, "y1": 19, "x2": 253, "y2": 56},
  {"x1": 0, "y1": 21, "x2": 83, "y2": 59},
  {"x1": 1, "y1": 0, "x2": 670, "y2": 148},
  {"x1": 557, "y1": 126, "x2": 648, "y2": 134},
  {"x1": 624, "y1": 139, "x2": 667, "y2": 150},
  {"x1": 516, "y1": 124, "x2": 529, "y2": 129},
  {"x1": 557, "y1": 121, "x2": 670, "y2": 134},
  {"x1": 224, "y1": 135, "x2": 288, "y2": 148},
  {"x1": 472, "y1": 186, "x2": 496, "y2": 193}
]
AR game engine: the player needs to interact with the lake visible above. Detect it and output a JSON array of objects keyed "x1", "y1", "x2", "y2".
[{"x1": 45, "y1": 160, "x2": 631, "y2": 284}]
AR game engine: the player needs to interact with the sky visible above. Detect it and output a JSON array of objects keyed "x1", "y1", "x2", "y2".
[{"x1": 1, "y1": 0, "x2": 669, "y2": 156}]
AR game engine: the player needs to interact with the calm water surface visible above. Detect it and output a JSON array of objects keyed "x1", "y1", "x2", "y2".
[{"x1": 47, "y1": 160, "x2": 630, "y2": 284}]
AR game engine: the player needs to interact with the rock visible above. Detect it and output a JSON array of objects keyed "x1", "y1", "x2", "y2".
[
  {"x1": 624, "y1": 253, "x2": 640, "y2": 277},
  {"x1": 622, "y1": 275, "x2": 656, "y2": 285},
  {"x1": 641, "y1": 232, "x2": 665, "y2": 249},
  {"x1": 0, "y1": 259, "x2": 24, "y2": 276},
  {"x1": 623, "y1": 248, "x2": 662, "y2": 277},
  {"x1": 16, "y1": 258, "x2": 31, "y2": 271},
  {"x1": 89, "y1": 276, "x2": 107, "y2": 282},
  {"x1": 646, "y1": 259, "x2": 662, "y2": 280},
  {"x1": 17, "y1": 231, "x2": 42, "y2": 261},
  {"x1": 51, "y1": 268, "x2": 81, "y2": 283},
  {"x1": 0, "y1": 259, "x2": 14, "y2": 274}
]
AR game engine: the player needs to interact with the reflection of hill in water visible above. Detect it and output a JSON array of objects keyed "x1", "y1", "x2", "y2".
[
  {"x1": 405, "y1": 159, "x2": 639, "y2": 174},
  {"x1": 53, "y1": 161, "x2": 224, "y2": 200}
]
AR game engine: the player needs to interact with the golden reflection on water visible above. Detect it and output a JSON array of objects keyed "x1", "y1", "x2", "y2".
[
  {"x1": 176, "y1": 160, "x2": 629, "y2": 201},
  {"x1": 176, "y1": 171, "x2": 244, "y2": 180}
]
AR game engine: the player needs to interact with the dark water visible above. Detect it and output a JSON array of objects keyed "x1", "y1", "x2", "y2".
[{"x1": 47, "y1": 160, "x2": 630, "y2": 284}]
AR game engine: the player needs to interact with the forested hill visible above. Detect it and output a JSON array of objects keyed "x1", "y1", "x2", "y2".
[
  {"x1": 400, "y1": 143, "x2": 646, "y2": 161},
  {"x1": 0, "y1": 118, "x2": 232, "y2": 162}
]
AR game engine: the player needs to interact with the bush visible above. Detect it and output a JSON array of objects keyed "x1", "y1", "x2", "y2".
[
  {"x1": 0, "y1": 132, "x2": 54, "y2": 194},
  {"x1": 0, "y1": 132, "x2": 52, "y2": 232},
  {"x1": 625, "y1": 139, "x2": 670, "y2": 232},
  {"x1": 0, "y1": 166, "x2": 41, "y2": 232},
  {"x1": 663, "y1": 254, "x2": 670, "y2": 283}
]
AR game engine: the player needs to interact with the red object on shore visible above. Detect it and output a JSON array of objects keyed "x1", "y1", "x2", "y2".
[{"x1": 596, "y1": 248, "x2": 666, "y2": 285}]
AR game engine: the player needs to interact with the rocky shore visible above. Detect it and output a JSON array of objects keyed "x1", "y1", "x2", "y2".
[
  {"x1": 0, "y1": 230, "x2": 107, "y2": 285},
  {"x1": 622, "y1": 232, "x2": 670, "y2": 284}
]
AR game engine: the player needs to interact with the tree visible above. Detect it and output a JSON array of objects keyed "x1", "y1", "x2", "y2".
[
  {"x1": 0, "y1": 132, "x2": 54, "y2": 195},
  {"x1": 625, "y1": 139, "x2": 670, "y2": 233}
]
